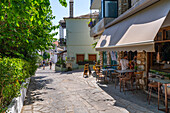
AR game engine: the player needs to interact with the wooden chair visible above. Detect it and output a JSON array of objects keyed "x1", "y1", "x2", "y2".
[
  {"x1": 134, "y1": 71, "x2": 144, "y2": 90},
  {"x1": 110, "y1": 71, "x2": 120, "y2": 89},
  {"x1": 83, "y1": 64, "x2": 89, "y2": 77},
  {"x1": 96, "y1": 68, "x2": 107, "y2": 82},
  {"x1": 147, "y1": 82, "x2": 159, "y2": 104},
  {"x1": 121, "y1": 73, "x2": 134, "y2": 94}
]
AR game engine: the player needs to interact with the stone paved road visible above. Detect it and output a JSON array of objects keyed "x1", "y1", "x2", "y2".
[{"x1": 21, "y1": 67, "x2": 157, "y2": 113}]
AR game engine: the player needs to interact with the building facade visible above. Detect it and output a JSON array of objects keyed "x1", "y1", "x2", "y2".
[
  {"x1": 91, "y1": 0, "x2": 170, "y2": 91},
  {"x1": 65, "y1": 16, "x2": 99, "y2": 69},
  {"x1": 64, "y1": 0, "x2": 99, "y2": 69}
]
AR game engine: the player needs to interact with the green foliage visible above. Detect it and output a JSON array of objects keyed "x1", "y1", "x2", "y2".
[
  {"x1": 56, "y1": 56, "x2": 65, "y2": 66},
  {"x1": 43, "y1": 52, "x2": 50, "y2": 60},
  {"x1": 0, "y1": 0, "x2": 67, "y2": 59},
  {"x1": 92, "y1": 42, "x2": 97, "y2": 48},
  {"x1": 0, "y1": 58, "x2": 38, "y2": 112},
  {"x1": 0, "y1": 0, "x2": 67, "y2": 111},
  {"x1": 59, "y1": 0, "x2": 67, "y2": 7},
  {"x1": 37, "y1": 55, "x2": 43, "y2": 63}
]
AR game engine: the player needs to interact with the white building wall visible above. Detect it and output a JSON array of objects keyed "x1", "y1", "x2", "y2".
[{"x1": 66, "y1": 19, "x2": 99, "y2": 67}]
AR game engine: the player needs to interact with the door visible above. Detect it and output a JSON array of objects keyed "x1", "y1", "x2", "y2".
[
  {"x1": 76, "y1": 54, "x2": 84, "y2": 63},
  {"x1": 88, "y1": 54, "x2": 97, "y2": 62}
]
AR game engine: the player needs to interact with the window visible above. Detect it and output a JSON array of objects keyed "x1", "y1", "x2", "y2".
[
  {"x1": 102, "y1": 0, "x2": 118, "y2": 18},
  {"x1": 104, "y1": 0, "x2": 118, "y2": 18},
  {"x1": 166, "y1": 30, "x2": 170, "y2": 40}
]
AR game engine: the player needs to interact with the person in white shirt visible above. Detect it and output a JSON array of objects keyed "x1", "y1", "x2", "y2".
[{"x1": 120, "y1": 55, "x2": 129, "y2": 70}]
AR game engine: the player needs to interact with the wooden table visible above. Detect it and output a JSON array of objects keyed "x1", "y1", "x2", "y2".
[
  {"x1": 107, "y1": 68, "x2": 116, "y2": 71},
  {"x1": 101, "y1": 69, "x2": 108, "y2": 71},
  {"x1": 149, "y1": 78, "x2": 170, "y2": 113},
  {"x1": 116, "y1": 69, "x2": 135, "y2": 74}
]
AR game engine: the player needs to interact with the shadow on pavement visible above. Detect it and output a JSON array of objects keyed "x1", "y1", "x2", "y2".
[
  {"x1": 36, "y1": 72, "x2": 56, "y2": 74},
  {"x1": 97, "y1": 79, "x2": 164, "y2": 113},
  {"x1": 55, "y1": 68, "x2": 84, "y2": 75},
  {"x1": 24, "y1": 76, "x2": 54, "y2": 105}
]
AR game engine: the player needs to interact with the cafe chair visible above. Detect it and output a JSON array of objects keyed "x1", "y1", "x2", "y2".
[
  {"x1": 121, "y1": 73, "x2": 134, "y2": 94},
  {"x1": 110, "y1": 71, "x2": 120, "y2": 89},
  {"x1": 134, "y1": 71, "x2": 144, "y2": 90},
  {"x1": 96, "y1": 68, "x2": 107, "y2": 83},
  {"x1": 147, "y1": 82, "x2": 159, "y2": 104}
]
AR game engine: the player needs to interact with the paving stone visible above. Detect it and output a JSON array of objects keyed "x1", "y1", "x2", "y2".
[
  {"x1": 21, "y1": 67, "x2": 163, "y2": 113},
  {"x1": 22, "y1": 111, "x2": 33, "y2": 113},
  {"x1": 33, "y1": 111, "x2": 42, "y2": 113},
  {"x1": 23, "y1": 105, "x2": 32, "y2": 111}
]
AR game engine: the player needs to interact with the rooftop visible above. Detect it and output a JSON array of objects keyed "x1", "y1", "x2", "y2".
[{"x1": 64, "y1": 12, "x2": 99, "y2": 20}]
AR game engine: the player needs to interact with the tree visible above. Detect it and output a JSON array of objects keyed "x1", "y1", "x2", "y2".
[
  {"x1": 0, "y1": 0, "x2": 67, "y2": 60},
  {"x1": 43, "y1": 52, "x2": 50, "y2": 60}
]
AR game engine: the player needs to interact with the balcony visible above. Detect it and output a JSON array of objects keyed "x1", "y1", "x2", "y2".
[
  {"x1": 59, "y1": 38, "x2": 66, "y2": 46},
  {"x1": 90, "y1": 13, "x2": 114, "y2": 37},
  {"x1": 90, "y1": 0, "x2": 101, "y2": 9}
]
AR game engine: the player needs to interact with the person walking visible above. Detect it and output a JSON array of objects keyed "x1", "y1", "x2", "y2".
[
  {"x1": 49, "y1": 60, "x2": 52, "y2": 70},
  {"x1": 43, "y1": 60, "x2": 46, "y2": 70}
]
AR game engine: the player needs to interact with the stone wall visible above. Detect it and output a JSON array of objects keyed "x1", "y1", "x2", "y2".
[
  {"x1": 118, "y1": 0, "x2": 141, "y2": 16},
  {"x1": 118, "y1": 0, "x2": 130, "y2": 16},
  {"x1": 107, "y1": 51, "x2": 111, "y2": 65},
  {"x1": 137, "y1": 51, "x2": 146, "y2": 71},
  {"x1": 99, "y1": 51, "x2": 103, "y2": 66}
]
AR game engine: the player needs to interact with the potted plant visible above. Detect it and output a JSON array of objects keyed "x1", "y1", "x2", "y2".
[{"x1": 88, "y1": 19, "x2": 93, "y2": 27}]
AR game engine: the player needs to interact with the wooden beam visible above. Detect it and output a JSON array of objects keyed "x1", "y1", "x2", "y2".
[
  {"x1": 146, "y1": 52, "x2": 150, "y2": 90},
  {"x1": 155, "y1": 40, "x2": 170, "y2": 43}
]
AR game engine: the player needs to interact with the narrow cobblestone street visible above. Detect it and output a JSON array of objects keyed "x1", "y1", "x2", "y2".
[{"x1": 21, "y1": 66, "x2": 162, "y2": 113}]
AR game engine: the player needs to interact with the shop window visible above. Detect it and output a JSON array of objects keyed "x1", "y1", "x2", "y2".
[
  {"x1": 151, "y1": 43, "x2": 170, "y2": 71},
  {"x1": 165, "y1": 30, "x2": 170, "y2": 40}
]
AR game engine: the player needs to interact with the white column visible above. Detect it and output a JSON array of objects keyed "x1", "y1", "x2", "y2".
[{"x1": 59, "y1": 26, "x2": 64, "y2": 38}]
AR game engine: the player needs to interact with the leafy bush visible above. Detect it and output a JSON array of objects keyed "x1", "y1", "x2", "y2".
[
  {"x1": 56, "y1": 57, "x2": 66, "y2": 67},
  {"x1": 37, "y1": 55, "x2": 43, "y2": 64},
  {"x1": 0, "y1": 57, "x2": 37, "y2": 112}
]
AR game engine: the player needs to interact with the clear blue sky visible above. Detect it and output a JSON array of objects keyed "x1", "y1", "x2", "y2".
[{"x1": 49, "y1": 0, "x2": 91, "y2": 39}]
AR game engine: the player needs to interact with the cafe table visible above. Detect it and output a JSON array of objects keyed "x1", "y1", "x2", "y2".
[
  {"x1": 96, "y1": 65, "x2": 102, "y2": 68},
  {"x1": 149, "y1": 78, "x2": 170, "y2": 113},
  {"x1": 116, "y1": 69, "x2": 135, "y2": 74},
  {"x1": 101, "y1": 69, "x2": 108, "y2": 71}
]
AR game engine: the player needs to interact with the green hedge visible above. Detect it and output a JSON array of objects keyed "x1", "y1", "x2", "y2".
[{"x1": 0, "y1": 57, "x2": 38, "y2": 112}]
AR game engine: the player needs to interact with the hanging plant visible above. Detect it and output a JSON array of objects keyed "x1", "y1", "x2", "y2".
[{"x1": 88, "y1": 18, "x2": 93, "y2": 27}]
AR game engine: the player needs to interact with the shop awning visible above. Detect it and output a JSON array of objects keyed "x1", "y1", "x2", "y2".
[
  {"x1": 96, "y1": 0, "x2": 170, "y2": 52},
  {"x1": 57, "y1": 48, "x2": 64, "y2": 52}
]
